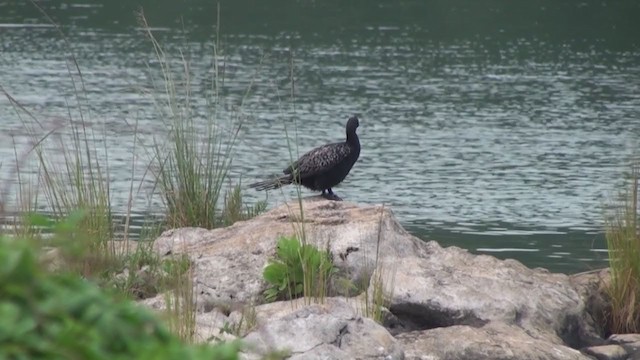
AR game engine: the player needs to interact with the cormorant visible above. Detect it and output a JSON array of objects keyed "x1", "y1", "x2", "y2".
[{"x1": 249, "y1": 116, "x2": 361, "y2": 201}]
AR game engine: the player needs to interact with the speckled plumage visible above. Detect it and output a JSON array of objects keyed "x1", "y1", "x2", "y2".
[{"x1": 249, "y1": 116, "x2": 361, "y2": 201}]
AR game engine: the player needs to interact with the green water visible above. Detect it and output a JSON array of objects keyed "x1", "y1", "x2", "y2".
[{"x1": 2, "y1": 0, "x2": 640, "y2": 273}]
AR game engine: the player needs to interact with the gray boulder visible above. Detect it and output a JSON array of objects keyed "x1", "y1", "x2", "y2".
[
  {"x1": 384, "y1": 242, "x2": 596, "y2": 345},
  {"x1": 152, "y1": 197, "x2": 422, "y2": 309},
  {"x1": 148, "y1": 197, "x2": 607, "y2": 359}
]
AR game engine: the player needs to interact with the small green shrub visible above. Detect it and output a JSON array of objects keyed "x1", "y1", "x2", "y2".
[
  {"x1": 0, "y1": 213, "x2": 241, "y2": 360},
  {"x1": 262, "y1": 236, "x2": 336, "y2": 302}
]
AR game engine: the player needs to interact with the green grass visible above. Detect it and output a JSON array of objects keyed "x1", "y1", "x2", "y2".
[
  {"x1": 605, "y1": 162, "x2": 640, "y2": 333},
  {"x1": 364, "y1": 264, "x2": 395, "y2": 324},
  {"x1": 4, "y1": 68, "x2": 117, "y2": 280},
  {"x1": 4, "y1": 0, "x2": 118, "y2": 280},
  {"x1": 163, "y1": 254, "x2": 197, "y2": 343},
  {"x1": 138, "y1": 10, "x2": 265, "y2": 231},
  {"x1": 3, "y1": 34, "x2": 168, "y2": 302},
  {"x1": 345, "y1": 205, "x2": 395, "y2": 324}
]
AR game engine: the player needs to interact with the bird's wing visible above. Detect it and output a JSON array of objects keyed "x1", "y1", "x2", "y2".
[{"x1": 283, "y1": 142, "x2": 351, "y2": 178}]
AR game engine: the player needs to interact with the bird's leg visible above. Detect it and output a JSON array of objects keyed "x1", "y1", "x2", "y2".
[
  {"x1": 320, "y1": 189, "x2": 329, "y2": 199},
  {"x1": 322, "y1": 188, "x2": 343, "y2": 201},
  {"x1": 329, "y1": 189, "x2": 343, "y2": 201}
]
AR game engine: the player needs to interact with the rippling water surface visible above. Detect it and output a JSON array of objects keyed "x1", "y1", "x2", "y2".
[{"x1": 1, "y1": 0, "x2": 640, "y2": 273}]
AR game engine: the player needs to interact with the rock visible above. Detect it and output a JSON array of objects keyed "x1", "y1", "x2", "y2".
[
  {"x1": 195, "y1": 310, "x2": 239, "y2": 343},
  {"x1": 139, "y1": 292, "x2": 167, "y2": 310},
  {"x1": 582, "y1": 344, "x2": 628, "y2": 360},
  {"x1": 240, "y1": 297, "x2": 403, "y2": 360},
  {"x1": 148, "y1": 197, "x2": 606, "y2": 357},
  {"x1": 608, "y1": 334, "x2": 640, "y2": 345},
  {"x1": 386, "y1": 243, "x2": 599, "y2": 345},
  {"x1": 605, "y1": 334, "x2": 640, "y2": 360},
  {"x1": 397, "y1": 322, "x2": 592, "y2": 360},
  {"x1": 140, "y1": 292, "x2": 237, "y2": 343},
  {"x1": 152, "y1": 197, "x2": 422, "y2": 308},
  {"x1": 39, "y1": 247, "x2": 64, "y2": 272},
  {"x1": 569, "y1": 269, "x2": 611, "y2": 346}
]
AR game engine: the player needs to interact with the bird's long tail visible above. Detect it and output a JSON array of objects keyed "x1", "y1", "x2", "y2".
[{"x1": 248, "y1": 175, "x2": 292, "y2": 191}]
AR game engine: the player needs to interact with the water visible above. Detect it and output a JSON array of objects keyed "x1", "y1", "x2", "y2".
[{"x1": 2, "y1": 0, "x2": 640, "y2": 273}]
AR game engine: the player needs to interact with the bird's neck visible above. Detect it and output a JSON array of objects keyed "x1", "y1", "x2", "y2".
[{"x1": 346, "y1": 131, "x2": 359, "y2": 147}]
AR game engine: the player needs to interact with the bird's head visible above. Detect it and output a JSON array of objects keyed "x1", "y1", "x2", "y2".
[{"x1": 346, "y1": 116, "x2": 360, "y2": 133}]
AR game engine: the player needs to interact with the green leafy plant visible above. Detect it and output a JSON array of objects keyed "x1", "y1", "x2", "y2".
[
  {"x1": 262, "y1": 236, "x2": 336, "y2": 302},
  {"x1": 0, "y1": 212, "x2": 241, "y2": 360}
]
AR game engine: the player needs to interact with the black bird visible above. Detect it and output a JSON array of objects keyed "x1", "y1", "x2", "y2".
[{"x1": 249, "y1": 116, "x2": 361, "y2": 201}]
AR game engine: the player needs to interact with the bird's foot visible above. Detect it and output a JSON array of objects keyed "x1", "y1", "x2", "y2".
[{"x1": 321, "y1": 192, "x2": 343, "y2": 201}]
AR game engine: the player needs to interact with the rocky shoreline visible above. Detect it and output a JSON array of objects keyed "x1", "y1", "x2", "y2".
[{"x1": 141, "y1": 197, "x2": 637, "y2": 360}]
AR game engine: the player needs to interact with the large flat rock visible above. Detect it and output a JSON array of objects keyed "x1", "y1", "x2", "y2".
[{"x1": 149, "y1": 197, "x2": 605, "y2": 359}]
